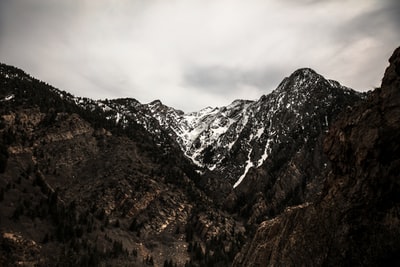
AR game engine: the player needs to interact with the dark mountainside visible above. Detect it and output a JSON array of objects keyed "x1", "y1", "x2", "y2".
[
  {"x1": 0, "y1": 65, "x2": 244, "y2": 266},
  {"x1": 0, "y1": 47, "x2": 398, "y2": 267},
  {"x1": 233, "y1": 47, "x2": 400, "y2": 266}
]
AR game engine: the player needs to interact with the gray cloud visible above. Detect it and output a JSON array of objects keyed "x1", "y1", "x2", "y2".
[
  {"x1": 0, "y1": 0, "x2": 399, "y2": 111},
  {"x1": 337, "y1": 1, "x2": 400, "y2": 39},
  {"x1": 184, "y1": 65, "x2": 284, "y2": 94}
]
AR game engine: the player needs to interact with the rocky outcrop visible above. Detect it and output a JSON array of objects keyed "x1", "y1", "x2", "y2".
[
  {"x1": 233, "y1": 47, "x2": 400, "y2": 266},
  {"x1": 0, "y1": 232, "x2": 42, "y2": 266}
]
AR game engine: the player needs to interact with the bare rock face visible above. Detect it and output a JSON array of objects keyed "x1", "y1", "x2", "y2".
[{"x1": 233, "y1": 47, "x2": 400, "y2": 266}]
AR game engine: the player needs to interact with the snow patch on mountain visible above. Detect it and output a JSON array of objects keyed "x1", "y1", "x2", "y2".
[
  {"x1": 257, "y1": 139, "x2": 272, "y2": 167},
  {"x1": 1, "y1": 94, "x2": 14, "y2": 101},
  {"x1": 233, "y1": 149, "x2": 254, "y2": 188}
]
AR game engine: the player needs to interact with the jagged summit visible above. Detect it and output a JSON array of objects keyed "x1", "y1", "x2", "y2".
[
  {"x1": 291, "y1": 67, "x2": 318, "y2": 77},
  {"x1": 149, "y1": 99, "x2": 163, "y2": 106},
  {"x1": 229, "y1": 99, "x2": 254, "y2": 106},
  {"x1": 111, "y1": 97, "x2": 141, "y2": 105},
  {"x1": 274, "y1": 67, "x2": 349, "y2": 96}
]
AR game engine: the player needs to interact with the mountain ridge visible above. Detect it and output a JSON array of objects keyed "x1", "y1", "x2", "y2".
[
  {"x1": 0, "y1": 60, "x2": 375, "y2": 266},
  {"x1": 54, "y1": 67, "x2": 363, "y2": 188},
  {"x1": 1, "y1": 62, "x2": 365, "y2": 219}
]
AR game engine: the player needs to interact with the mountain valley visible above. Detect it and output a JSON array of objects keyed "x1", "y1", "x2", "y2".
[{"x1": 1, "y1": 47, "x2": 399, "y2": 266}]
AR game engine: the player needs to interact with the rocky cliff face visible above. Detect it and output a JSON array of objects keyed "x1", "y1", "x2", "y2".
[{"x1": 233, "y1": 47, "x2": 400, "y2": 266}]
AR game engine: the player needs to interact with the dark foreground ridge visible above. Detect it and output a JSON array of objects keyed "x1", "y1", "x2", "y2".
[{"x1": 233, "y1": 47, "x2": 400, "y2": 266}]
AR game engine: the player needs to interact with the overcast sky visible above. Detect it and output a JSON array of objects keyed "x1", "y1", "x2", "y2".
[{"x1": 0, "y1": 0, "x2": 399, "y2": 111}]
